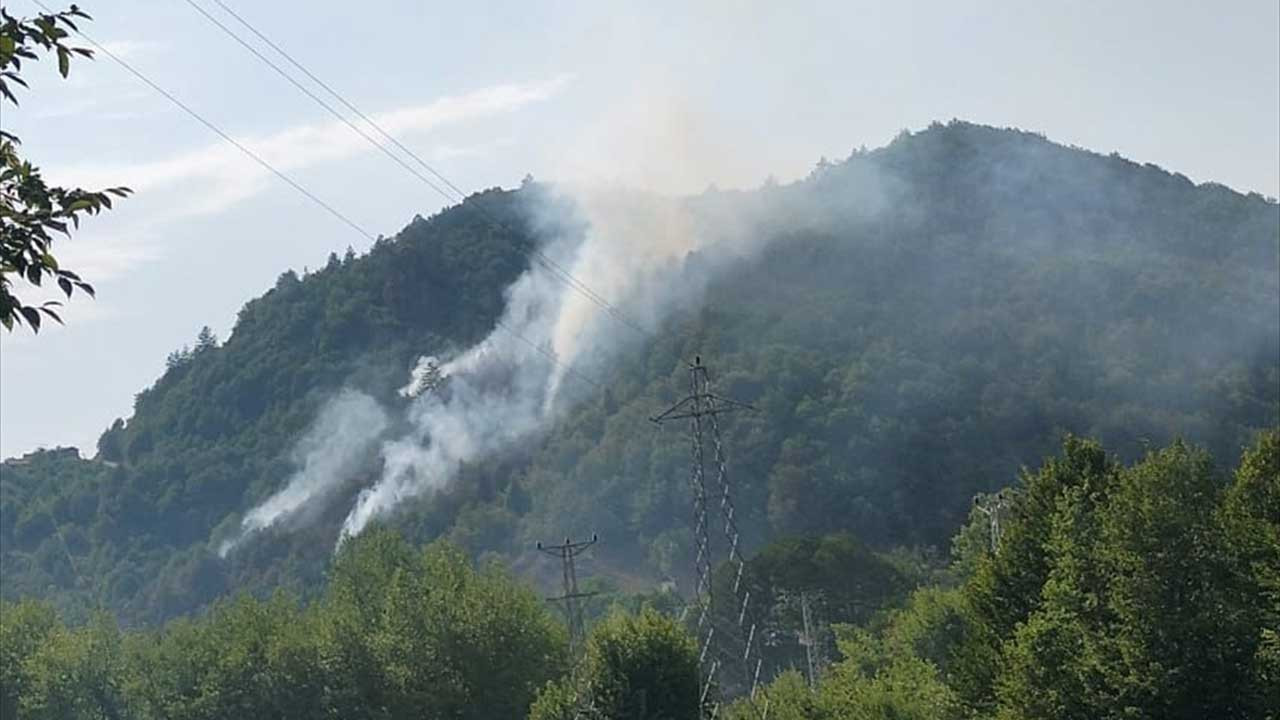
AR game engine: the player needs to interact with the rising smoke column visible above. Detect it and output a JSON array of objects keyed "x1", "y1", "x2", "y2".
[
  {"x1": 334, "y1": 185, "x2": 792, "y2": 542},
  {"x1": 224, "y1": 172, "x2": 850, "y2": 552},
  {"x1": 217, "y1": 85, "x2": 827, "y2": 551},
  {"x1": 219, "y1": 389, "x2": 388, "y2": 556},
  {"x1": 339, "y1": 188, "x2": 623, "y2": 540}
]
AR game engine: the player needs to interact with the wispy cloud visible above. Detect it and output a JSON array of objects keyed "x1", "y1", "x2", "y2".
[
  {"x1": 56, "y1": 74, "x2": 575, "y2": 220},
  {"x1": 432, "y1": 136, "x2": 517, "y2": 161},
  {"x1": 31, "y1": 86, "x2": 154, "y2": 120},
  {"x1": 52, "y1": 230, "x2": 164, "y2": 283},
  {"x1": 25, "y1": 39, "x2": 164, "y2": 119},
  {"x1": 0, "y1": 294, "x2": 119, "y2": 348},
  {"x1": 20, "y1": 73, "x2": 574, "y2": 316},
  {"x1": 95, "y1": 40, "x2": 163, "y2": 60}
]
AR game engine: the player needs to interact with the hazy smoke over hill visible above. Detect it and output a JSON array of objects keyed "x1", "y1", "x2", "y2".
[
  {"x1": 219, "y1": 121, "x2": 1278, "y2": 558},
  {"x1": 339, "y1": 182, "x2": 829, "y2": 542},
  {"x1": 213, "y1": 88, "x2": 907, "y2": 554},
  {"x1": 220, "y1": 176, "x2": 844, "y2": 551}
]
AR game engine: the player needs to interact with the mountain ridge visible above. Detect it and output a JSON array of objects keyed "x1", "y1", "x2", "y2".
[{"x1": 3, "y1": 120, "x2": 1277, "y2": 624}]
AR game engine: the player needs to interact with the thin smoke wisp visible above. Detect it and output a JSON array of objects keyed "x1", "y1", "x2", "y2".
[{"x1": 218, "y1": 388, "x2": 388, "y2": 557}]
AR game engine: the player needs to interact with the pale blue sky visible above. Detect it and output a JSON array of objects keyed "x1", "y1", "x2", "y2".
[{"x1": 2, "y1": 0, "x2": 1277, "y2": 458}]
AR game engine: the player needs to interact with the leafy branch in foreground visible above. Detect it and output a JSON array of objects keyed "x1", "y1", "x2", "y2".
[{"x1": 0, "y1": 4, "x2": 131, "y2": 332}]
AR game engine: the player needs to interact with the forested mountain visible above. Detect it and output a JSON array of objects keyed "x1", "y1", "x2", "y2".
[{"x1": 2, "y1": 121, "x2": 1277, "y2": 626}]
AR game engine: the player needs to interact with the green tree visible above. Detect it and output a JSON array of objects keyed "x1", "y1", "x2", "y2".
[
  {"x1": 996, "y1": 440, "x2": 1264, "y2": 719},
  {"x1": 194, "y1": 325, "x2": 218, "y2": 352},
  {"x1": 0, "y1": 599, "x2": 62, "y2": 718},
  {"x1": 958, "y1": 436, "x2": 1116, "y2": 708},
  {"x1": 13, "y1": 612, "x2": 129, "y2": 720},
  {"x1": 722, "y1": 671, "x2": 814, "y2": 720},
  {"x1": 125, "y1": 593, "x2": 322, "y2": 720},
  {"x1": 1220, "y1": 429, "x2": 1280, "y2": 716},
  {"x1": 317, "y1": 530, "x2": 568, "y2": 719},
  {"x1": 875, "y1": 586, "x2": 998, "y2": 705},
  {"x1": 1, "y1": 4, "x2": 130, "y2": 332},
  {"x1": 530, "y1": 608, "x2": 701, "y2": 720},
  {"x1": 814, "y1": 625, "x2": 962, "y2": 720}
]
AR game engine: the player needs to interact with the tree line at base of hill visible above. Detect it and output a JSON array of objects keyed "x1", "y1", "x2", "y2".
[{"x1": 4, "y1": 429, "x2": 1275, "y2": 719}]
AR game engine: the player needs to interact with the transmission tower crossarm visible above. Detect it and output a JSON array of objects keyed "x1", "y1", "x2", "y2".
[
  {"x1": 650, "y1": 393, "x2": 757, "y2": 423},
  {"x1": 649, "y1": 395, "x2": 697, "y2": 424},
  {"x1": 706, "y1": 393, "x2": 758, "y2": 413}
]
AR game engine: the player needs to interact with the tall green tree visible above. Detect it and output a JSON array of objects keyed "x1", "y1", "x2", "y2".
[
  {"x1": 745, "y1": 433, "x2": 1279, "y2": 720},
  {"x1": 125, "y1": 593, "x2": 323, "y2": 720},
  {"x1": 0, "y1": 599, "x2": 62, "y2": 719},
  {"x1": 733, "y1": 623, "x2": 963, "y2": 720},
  {"x1": 1220, "y1": 429, "x2": 1280, "y2": 716},
  {"x1": 0, "y1": 4, "x2": 130, "y2": 332},
  {"x1": 996, "y1": 440, "x2": 1266, "y2": 719},
  {"x1": 957, "y1": 436, "x2": 1116, "y2": 708},
  {"x1": 317, "y1": 530, "x2": 568, "y2": 719},
  {"x1": 529, "y1": 608, "x2": 701, "y2": 720},
  {"x1": 10, "y1": 612, "x2": 128, "y2": 720},
  {"x1": 3, "y1": 531, "x2": 572, "y2": 719}
]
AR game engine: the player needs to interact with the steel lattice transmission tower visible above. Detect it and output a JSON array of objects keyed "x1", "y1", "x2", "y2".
[{"x1": 652, "y1": 356, "x2": 768, "y2": 718}]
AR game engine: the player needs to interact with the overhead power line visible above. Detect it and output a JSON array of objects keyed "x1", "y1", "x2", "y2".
[
  {"x1": 34, "y1": 0, "x2": 599, "y2": 393},
  {"x1": 31, "y1": 1, "x2": 376, "y2": 243},
  {"x1": 208, "y1": 0, "x2": 470, "y2": 200},
  {"x1": 187, "y1": 0, "x2": 652, "y2": 339},
  {"x1": 496, "y1": 319, "x2": 603, "y2": 391},
  {"x1": 179, "y1": 0, "x2": 455, "y2": 202}
]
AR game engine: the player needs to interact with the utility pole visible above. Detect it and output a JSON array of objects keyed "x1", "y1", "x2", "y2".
[
  {"x1": 537, "y1": 534, "x2": 600, "y2": 656},
  {"x1": 799, "y1": 591, "x2": 817, "y2": 690},
  {"x1": 777, "y1": 589, "x2": 823, "y2": 691},
  {"x1": 973, "y1": 491, "x2": 1010, "y2": 553},
  {"x1": 652, "y1": 356, "x2": 768, "y2": 719}
]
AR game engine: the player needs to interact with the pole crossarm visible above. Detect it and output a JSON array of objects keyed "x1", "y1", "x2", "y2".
[
  {"x1": 973, "y1": 491, "x2": 1011, "y2": 552},
  {"x1": 536, "y1": 534, "x2": 600, "y2": 658}
]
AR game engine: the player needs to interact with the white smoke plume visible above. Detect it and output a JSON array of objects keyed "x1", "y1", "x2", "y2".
[
  {"x1": 336, "y1": 187, "x2": 747, "y2": 542},
  {"x1": 218, "y1": 389, "x2": 388, "y2": 557},
  {"x1": 227, "y1": 94, "x2": 888, "y2": 552},
  {"x1": 215, "y1": 193, "x2": 728, "y2": 553},
  {"x1": 222, "y1": 175, "x2": 886, "y2": 551}
]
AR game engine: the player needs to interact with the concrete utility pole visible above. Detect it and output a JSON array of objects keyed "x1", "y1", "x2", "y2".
[
  {"x1": 777, "y1": 588, "x2": 824, "y2": 691},
  {"x1": 799, "y1": 591, "x2": 818, "y2": 690},
  {"x1": 973, "y1": 491, "x2": 1011, "y2": 553},
  {"x1": 652, "y1": 356, "x2": 768, "y2": 719},
  {"x1": 536, "y1": 534, "x2": 599, "y2": 656}
]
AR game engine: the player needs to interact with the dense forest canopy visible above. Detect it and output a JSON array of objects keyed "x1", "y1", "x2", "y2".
[
  {"x1": 3, "y1": 432, "x2": 1276, "y2": 719},
  {"x1": 1, "y1": 121, "x2": 1277, "y2": 628}
]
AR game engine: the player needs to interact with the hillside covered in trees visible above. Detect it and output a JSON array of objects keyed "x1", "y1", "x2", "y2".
[{"x1": 2, "y1": 121, "x2": 1278, "y2": 629}]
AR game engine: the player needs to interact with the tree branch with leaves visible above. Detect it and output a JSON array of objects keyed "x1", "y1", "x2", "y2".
[{"x1": 0, "y1": 4, "x2": 130, "y2": 332}]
